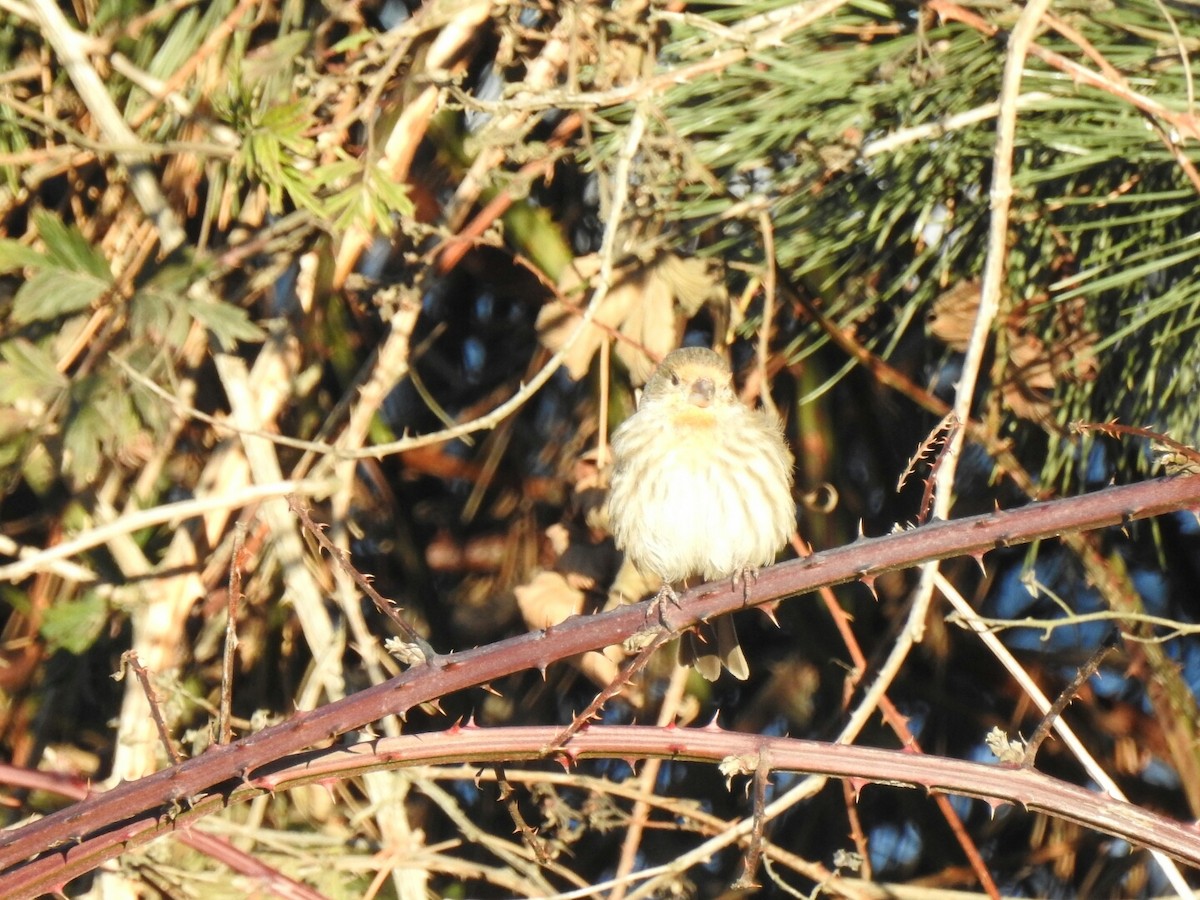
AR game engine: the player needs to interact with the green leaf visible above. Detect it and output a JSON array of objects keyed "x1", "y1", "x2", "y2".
[
  {"x1": 0, "y1": 585, "x2": 32, "y2": 616},
  {"x1": 128, "y1": 288, "x2": 175, "y2": 343},
  {"x1": 12, "y1": 268, "x2": 111, "y2": 323},
  {"x1": 242, "y1": 31, "x2": 313, "y2": 87},
  {"x1": 213, "y1": 82, "x2": 326, "y2": 217},
  {"x1": 129, "y1": 253, "x2": 212, "y2": 347},
  {"x1": 186, "y1": 297, "x2": 265, "y2": 351},
  {"x1": 130, "y1": 281, "x2": 188, "y2": 347},
  {"x1": 62, "y1": 377, "x2": 106, "y2": 486},
  {"x1": 330, "y1": 30, "x2": 374, "y2": 53},
  {"x1": 62, "y1": 373, "x2": 144, "y2": 487},
  {"x1": 0, "y1": 338, "x2": 68, "y2": 399},
  {"x1": 0, "y1": 240, "x2": 46, "y2": 273},
  {"x1": 40, "y1": 591, "x2": 108, "y2": 654},
  {"x1": 122, "y1": 346, "x2": 172, "y2": 433},
  {"x1": 32, "y1": 209, "x2": 110, "y2": 279},
  {"x1": 144, "y1": 8, "x2": 201, "y2": 79},
  {"x1": 320, "y1": 156, "x2": 416, "y2": 235}
]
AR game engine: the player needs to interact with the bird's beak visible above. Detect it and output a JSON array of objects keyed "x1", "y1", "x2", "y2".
[{"x1": 689, "y1": 377, "x2": 715, "y2": 408}]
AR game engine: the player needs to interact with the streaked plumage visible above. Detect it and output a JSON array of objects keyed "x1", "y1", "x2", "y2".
[{"x1": 607, "y1": 347, "x2": 795, "y2": 680}]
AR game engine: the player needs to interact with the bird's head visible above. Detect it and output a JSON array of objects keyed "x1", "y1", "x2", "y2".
[{"x1": 639, "y1": 347, "x2": 737, "y2": 416}]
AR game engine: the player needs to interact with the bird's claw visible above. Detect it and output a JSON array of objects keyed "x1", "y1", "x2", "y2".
[
  {"x1": 647, "y1": 583, "x2": 681, "y2": 626},
  {"x1": 732, "y1": 568, "x2": 758, "y2": 603}
]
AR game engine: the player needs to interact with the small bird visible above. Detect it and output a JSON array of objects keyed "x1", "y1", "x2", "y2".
[{"x1": 607, "y1": 346, "x2": 795, "y2": 680}]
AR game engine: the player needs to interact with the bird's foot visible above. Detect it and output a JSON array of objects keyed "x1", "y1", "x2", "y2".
[
  {"x1": 732, "y1": 568, "x2": 758, "y2": 603},
  {"x1": 647, "y1": 583, "x2": 681, "y2": 626}
]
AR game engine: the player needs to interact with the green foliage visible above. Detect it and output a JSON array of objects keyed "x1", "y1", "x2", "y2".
[
  {"x1": 0, "y1": 211, "x2": 113, "y2": 324},
  {"x1": 186, "y1": 294, "x2": 266, "y2": 351},
  {"x1": 211, "y1": 57, "x2": 418, "y2": 236},
  {"x1": 614, "y1": 0, "x2": 1200, "y2": 481},
  {"x1": 135, "y1": 7, "x2": 206, "y2": 80},
  {"x1": 0, "y1": 101, "x2": 29, "y2": 194},
  {"x1": 0, "y1": 338, "x2": 67, "y2": 403},
  {"x1": 39, "y1": 590, "x2": 108, "y2": 655},
  {"x1": 12, "y1": 269, "x2": 111, "y2": 325},
  {"x1": 62, "y1": 371, "x2": 144, "y2": 487},
  {"x1": 319, "y1": 151, "x2": 417, "y2": 236},
  {"x1": 0, "y1": 240, "x2": 48, "y2": 276},
  {"x1": 215, "y1": 86, "x2": 323, "y2": 216},
  {"x1": 127, "y1": 258, "x2": 204, "y2": 348},
  {"x1": 128, "y1": 253, "x2": 264, "y2": 351},
  {"x1": 0, "y1": 210, "x2": 263, "y2": 489}
]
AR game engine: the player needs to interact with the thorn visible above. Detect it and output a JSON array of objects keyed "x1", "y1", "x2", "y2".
[
  {"x1": 856, "y1": 519, "x2": 866, "y2": 539},
  {"x1": 848, "y1": 777, "x2": 869, "y2": 801},
  {"x1": 970, "y1": 551, "x2": 987, "y2": 575},
  {"x1": 984, "y1": 796, "x2": 1007, "y2": 818},
  {"x1": 860, "y1": 574, "x2": 878, "y2": 601},
  {"x1": 480, "y1": 682, "x2": 502, "y2": 697},
  {"x1": 758, "y1": 600, "x2": 782, "y2": 628},
  {"x1": 701, "y1": 714, "x2": 723, "y2": 732},
  {"x1": 463, "y1": 714, "x2": 478, "y2": 729}
]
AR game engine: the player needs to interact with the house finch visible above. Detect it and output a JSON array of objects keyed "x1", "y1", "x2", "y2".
[{"x1": 607, "y1": 347, "x2": 795, "y2": 680}]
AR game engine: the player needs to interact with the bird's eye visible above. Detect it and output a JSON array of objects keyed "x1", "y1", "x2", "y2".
[{"x1": 669, "y1": 372, "x2": 681, "y2": 386}]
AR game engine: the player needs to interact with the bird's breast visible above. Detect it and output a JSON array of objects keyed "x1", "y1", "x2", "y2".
[{"x1": 608, "y1": 406, "x2": 792, "y2": 582}]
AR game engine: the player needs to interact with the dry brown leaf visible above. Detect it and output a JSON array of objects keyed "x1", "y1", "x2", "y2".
[
  {"x1": 1003, "y1": 333, "x2": 1057, "y2": 424},
  {"x1": 654, "y1": 254, "x2": 720, "y2": 319},
  {"x1": 513, "y1": 569, "x2": 633, "y2": 697},
  {"x1": 515, "y1": 570, "x2": 585, "y2": 630},
  {"x1": 576, "y1": 647, "x2": 625, "y2": 689},
  {"x1": 612, "y1": 272, "x2": 672, "y2": 384},
  {"x1": 927, "y1": 280, "x2": 981, "y2": 351},
  {"x1": 536, "y1": 254, "x2": 635, "y2": 380},
  {"x1": 545, "y1": 523, "x2": 572, "y2": 558},
  {"x1": 573, "y1": 450, "x2": 612, "y2": 534},
  {"x1": 617, "y1": 255, "x2": 724, "y2": 384},
  {"x1": 1003, "y1": 308, "x2": 1097, "y2": 424},
  {"x1": 605, "y1": 556, "x2": 658, "y2": 612},
  {"x1": 536, "y1": 253, "x2": 725, "y2": 384},
  {"x1": 929, "y1": 284, "x2": 1099, "y2": 424},
  {"x1": 573, "y1": 447, "x2": 611, "y2": 493}
]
